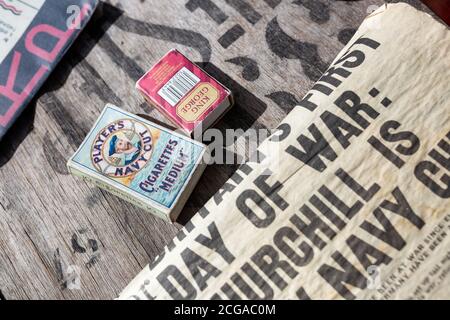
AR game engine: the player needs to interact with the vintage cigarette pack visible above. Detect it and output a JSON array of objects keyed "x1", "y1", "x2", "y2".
[
  {"x1": 136, "y1": 49, "x2": 234, "y2": 138},
  {"x1": 67, "y1": 104, "x2": 207, "y2": 222}
]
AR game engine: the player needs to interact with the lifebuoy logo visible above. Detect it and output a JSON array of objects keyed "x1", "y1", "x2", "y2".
[{"x1": 91, "y1": 119, "x2": 154, "y2": 178}]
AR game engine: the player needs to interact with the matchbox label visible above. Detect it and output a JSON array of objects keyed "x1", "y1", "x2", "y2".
[
  {"x1": 137, "y1": 49, "x2": 231, "y2": 134},
  {"x1": 0, "y1": 0, "x2": 45, "y2": 65},
  {"x1": 71, "y1": 105, "x2": 205, "y2": 209}
]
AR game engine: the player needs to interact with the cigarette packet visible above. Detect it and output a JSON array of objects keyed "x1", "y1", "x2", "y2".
[
  {"x1": 67, "y1": 104, "x2": 207, "y2": 222},
  {"x1": 136, "y1": 49, "x2": 234, "y2": 138}
]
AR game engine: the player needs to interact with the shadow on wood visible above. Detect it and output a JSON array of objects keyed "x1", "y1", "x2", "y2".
[{"x1": 0, "y1": 102, "x2": 36, "y2": 168}]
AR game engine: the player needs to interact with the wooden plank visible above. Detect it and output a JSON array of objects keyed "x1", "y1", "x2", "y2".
[{"x1": 0, "y1": 0, "x2": 430, "y2": 300}]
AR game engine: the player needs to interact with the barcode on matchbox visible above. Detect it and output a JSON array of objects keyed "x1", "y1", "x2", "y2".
[{"x1": 158, "y1": 67, "x2": 200, "y2": 107}]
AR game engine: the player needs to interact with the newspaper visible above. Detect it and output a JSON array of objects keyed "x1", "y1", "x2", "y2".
[
  {"x1": 0, "y1": 0, "x2": 98, "y2": 140},
  {"x1": 119, "y1": 3, "x2": 450, "y2": 300}
]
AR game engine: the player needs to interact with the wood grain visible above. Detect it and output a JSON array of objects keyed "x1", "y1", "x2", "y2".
[{"x1": 0, "y1": 0, "x2": 431, "y2": 300}]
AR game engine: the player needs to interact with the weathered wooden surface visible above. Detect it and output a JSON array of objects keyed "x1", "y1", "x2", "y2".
[{"x1": 0, "y1": 0, "x2": 431, "y2": 300}]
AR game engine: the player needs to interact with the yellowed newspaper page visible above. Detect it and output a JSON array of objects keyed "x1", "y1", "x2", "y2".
[{"x1": 120, "y1": 3, "x2": 450, "y2": 300}]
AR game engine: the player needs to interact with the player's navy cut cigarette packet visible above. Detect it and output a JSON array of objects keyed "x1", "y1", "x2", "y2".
[{"x1": 67, "y1": 104, "x2": 207, "y2": 222}]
